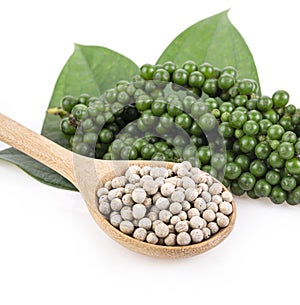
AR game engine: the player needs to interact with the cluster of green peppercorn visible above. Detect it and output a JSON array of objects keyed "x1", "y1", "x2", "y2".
[{"x1": 50, "y1": 61, "x2": 300, "y2": 205}]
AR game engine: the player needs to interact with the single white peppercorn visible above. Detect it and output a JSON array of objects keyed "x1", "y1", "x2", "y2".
[
  {"x1": 154, "y1": 222, "x2": 170, "y2": 238},
  {"x1": 124, "y1": 183, "x2": 135, "y2": 194},
  {"x1": 140, "y1": 166, "x2": 151, "y2": 176},
  {"x1": 189, "y1": 216, "x2": 204, "y2": 229},
  {"x1": 146, "y1": 232, "x2": 159, "y2": 244},
  {"x1": 180, "y1": 200, "x2": 190, "y2": 212},
  {"x1": 111, "y1": 176, "x2": 127, "y2": 188},
  {"x1": 209, "y1": 182, "x2": 223, "y2": 195},
  {"x1": 159, "y1": 210, "x2": 172, "y2": 223},
  {"x1": 133, "y1": 228, "x2": 147, "y2": 241},
  {"x1": 97, "y1": 187, "x2": 109, "y2": 197},
  {"x1": 202, "y1": 227, "x2": 211, "y2": 240},
  {"x1": 194, "y1": 197, "x2": 207, "y2": 212},
  {"x1": 175, "y1": 220, "x2": 189, "y2": 233},
  {"x1": 207, "y1": 202, "x2": 219, "y2": 213},
  {"x1": 171, "y1": 190, "x2": 185, "y2": 203},
  {"x1": 169, "y1": 202, "x2": 182, "y2": 215},
  {"x1": 207, "y1": 222, "x2": 219, "y2": 234},
  {"x1": 202, "y1": 209, "x2": 216, "y2": 222},
  {"x1": 99, "y1": 201, "x2": 111, "y2": 215},
  {"x1": 217, "y1": 215, "x2": 230, "y2": 228},
  {"x1": 143, "y1": 197, "x2": 152, "y2": 208},
  {"x1": 108, "y1": 188, "x2": 124, "y2": 201},
  {"x1": 212, "y1": 194, "x2": 222, "y2": 204},
  {"x1": 185, "y1": 187, "x2": 198, "y2": 202},
  {"x1": 177, "y1": 232, "x2": 191, "y2": 246},
  {"x1": 119, "y1": 220, "x2": 134, "y2": 234},
  {"x1": 110, "y1": 214, "x2": 122, "y2": 227},
  {"x1": 132, "y1": 204, "x2": 147, "y2": 219},
  {"x1": 132, "y1": 188, "x2": 147, "y2": 204},
  {"x1": 120, "y1": 206, "x2": 133, "y2": 221},
  {"x1": 164, "y1": 233, "x2": 177, "y2": 246},
  {"x1": 182, "y1": 176, "x2": 196, "y2": 189},
  {"x1": 122, "y1": 193, "x2": 134, "y2": 206},
  {"x1": 160, "y1": 182, "x2": 175, "y2": 197},
  {"x1": 156, "y1": 197, "x2": 170, "y2": 210},
  {"x1": 152, "y1": 192, "x2": 162, "y2": 204},
  {"x1": 178, "y1": 211, "x2": 188, "y2": 221},
  {"x1": 104, "y1": 180, "x2": 112, "y2": 190},
  {"x1": 155, "y1": 177, "x2": 165, "y2": 188},
  {"x1": 187, "y1": 207, "x2": 200, "y2": 219},
  {"x1": 221, "y1": 190, "x2": 233, "y2": 202},
  {"x1": 219, "y1": 201, "x2": 233, "y2": 215},
  {"x1": 170, "y1": 215, "x2": 181, "y2": 225},
  {"x1": 128, "y1": 174, "x2": 140, "y2": 184},
  {"x1": 140, "y1": 175, "x2": 153, "y2": 186},
  {"x1": 110, "y1": 198, "x2": 123, "y2": 211},
  {"x1": 190, "y1": 229, "x2": 204, "y2": 243},
  {"x1": 152, "y1": 219, "x2": 163, "y2": 231},
  {"x1": 206, "y1": 176, "x2": 214, "y2": 187},
  {"x1": 201, "y1": 190, "x2": 212, "y2": 203},
  {"x1": 125, "y1": 165, "x2": 141, "y2": 178},
  {"x1": 147, "y1": 211, "x2": 158, "y2": 222},
  {"x1": 143, "y1": 180, "x2": 159, "y2": 195},
  {"x1": 138, "y1": 217, "x2": 152, "y2": 230},
  {"x1": 181, "y1": 160, "x2": 193, "y2": 170},
  {"x1": 199, "y1": 183, "x2": 208, "y2": 192},
  {"x1": 98, "y1": 194, "x2": 108, "y2": 203},
  {"x1": 168, "y1": 224, "x2": 175, "y2": 233},
  {"x1": 176, "y1": 166, "x2": 190, "y2": 178}
]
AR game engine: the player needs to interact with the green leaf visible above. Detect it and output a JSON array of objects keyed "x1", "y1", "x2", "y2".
[
  {"x1": 0, "y1": 148, "x2": 76, "y2": 190},
  {"x1": 0, "y1": 45, "x2": 139, "y2": 190},
  {"x1": 157, "y1": 10, "x2": 260, "y2": 92}
]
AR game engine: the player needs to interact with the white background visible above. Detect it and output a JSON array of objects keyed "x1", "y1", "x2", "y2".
[{"x1": 0, "y1": 1, "x2": 300, "y2": 304}]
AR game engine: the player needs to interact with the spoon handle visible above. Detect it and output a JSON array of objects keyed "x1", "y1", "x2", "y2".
[{"x1": 0, "y1": 113, "x2": 77, "y2": 186}]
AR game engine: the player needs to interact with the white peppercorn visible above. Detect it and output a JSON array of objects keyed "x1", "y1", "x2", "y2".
[
  {"x1": 125, "y1": 165, "x2": 141, "y2": 178},
  {"x1": 97, "y1": 187, "x2": 108, "y2": 197},
  {"x1": 202, "y1": 227, "x2": 211, "y2": 240},
  {"x1": 146, "y1": 232, "x2": 159, "y2": 244},
  {"x1": 159, "y1": 210, "x2": 172, "y2": 223},
  {"x1": 128, "y1": 174, "x2": 140, "y2": 184},
  {"x1": 140, "y1": 175, "x2": 153, "y2": 186},
  {"x1": 152, "y1": 192, "x2": 162, "y2": 204},
  {"x1": 156, "y1": 197, "x2": 170, "y2": 210},
  {"x1": 140, "y1": 166, "x2": 151, "y2": 176},
  {"x1": 119, "y1": 220, "x2": 134, "y2": 234},
  {"x1": 165, "y1": 177, "x2": 181, "y2": 186},
  {"x1": 164, "y1": 233, "x2": 177, "y2": 246},
  {"x1": 170, "y1": 215, "x2": 181, "y2": 225},
  {"x1": 171, "y1": 190, "x2": 185, "y2": 203},
  {"x1": 219, "y1": 201, "x2": 233, "y2": 215},
  {"x1": 122, "y1": 193, "x2": 134, "y2": 206},
  {"x1": 143, "y1": 180, "x2": 158, "y2": 195},
  {"x1": 178, "y1": 211, "x2": 188, "y2": 220},
  {"x1": 190, "y1": 229, "x2": 204, "y2": 243},
  {"x1": 212, "y1": 194, "x2": 222, "y2": 204},
  {"x1": 221, "y1": 190, "x2": 233, "y2": 202},
  {"x1": 207, "y1": 202, "x2": 219, "y2": 213},
  {"x1": 194, "y1": 197, "x2": 207, "y2": 212},
  {"x1": 182, "y1": 176, "x2": 196, "y2": 189},
  {"x1": 150, "y1": 167, "x2": 168, "y2": 179},
  {"x1": 98, "y1": 194, "x2": 108, "y2": 203},
  {"x1": 217, "y1": 215, "x2": 230, "y2": 228},
  {"x1": 187, "y1": 207, "x2": 200, "y2": 219},
  {"x1": 181, "y1": 200, "x2": 191, "y2": 212},
  {"x1": 104, "y1": 180, "x2": 112, "y2": 190},
  {"x1": 133, "y1": 228, "x2": 147, "y2": 241},
  {"x1": 177, "y1": 232, "x2": 191, "y2": 246},
  {"x1": 209, "y1": 182, "x2": 223, "y2": 195},
  {"x1": 108, "y1": 188, "x2": 123, "y2": 201},
  {"x1": 143, "y1": 197, "x2": 152, "y2": 208},
  {"x1": 110, "y1": 214, "x2": 122, "y2": 227},
  {"x1": 207, "y1": 222, "x2": 219, "y2": 234},
  {"x1": 155, "y1": 177, "x2": 165, "y2": 188},
  {"x1": 124, "y1": 183, "x2": 135, "y2": 194},
  {"x1": 110, "y1": 198, "x2": 123, "y2": 211},
  {"x1": 132, "y1": 204, "x2": 147, "y2": 219},
  {"x1": 152, "y1": 219, "x2": 163, "y2": 231},
  {"x1": 160, "y1": 182, "x2": 175, "y2": 197},
  {"x1": 132, "y1": 188, "x2": 146, "y2": 204},
  {"x1": 150, "y1": 205, "x2": 160, "y2": 214},
  {"x1": 169, "y1": 202, "x2": 182, "y2": 215},
  {"x1": 175, "y1": 220, "x2": 189, "y2": 233},
  {"x1": 177, "y1": 166, "x2": 190, "y2": 178},
  {"x1": 168, "y1": 224, "x2": 175, "y2": 233},
  {"x1": 138, "y1": 217, "x2": 152, "y2": 230},
  {"x1": 202, "y1": 209, "x2": 216, "y2": 222},
  {"x1": 99, "y1": 201, "x2": 111, "y2": 215},
  {"x1": 185, "y1": 187, "x2": 198, "y2": 202},
  {"x1": 147, "y1": 211, "x2": 158, "y2": 222},
  {"x1": 189, "y1": 216, "x2": 204, "y2": 229},
  {"x1": 154, "y1": 222, "x2": 170, "y2": 238},
  {"x1": 206, "y1": 176, "x2": 214, "y2": 187},
  {"x1": 181, "y1": 160, "x2": 193, "y2": 170},
  {"x1": 120, "y1": 206, "x2": 133, "y2": 221},
  {"x1": 111, "y1": 176, "x2": 127, "y2": 188},
  {"x1": 199, "y1": 183, "x2": 208, "y2": 192},
  {"x1": 201, "y1": 190, "x2": 212, "y2": 203}
]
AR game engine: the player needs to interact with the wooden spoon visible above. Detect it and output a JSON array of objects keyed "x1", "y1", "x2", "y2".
[{"x1": 0, "y1": 113, "x2": 236, "y2": 258}]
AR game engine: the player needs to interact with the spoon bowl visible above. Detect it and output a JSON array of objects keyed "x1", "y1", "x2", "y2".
[{"x1": 0, "y1": 113, "x2": 236, "y2": 258}]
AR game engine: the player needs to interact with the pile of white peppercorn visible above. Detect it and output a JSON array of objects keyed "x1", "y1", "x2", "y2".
[{"x1": 97, "y1": 161, "x2": 233, "y2": 246}]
